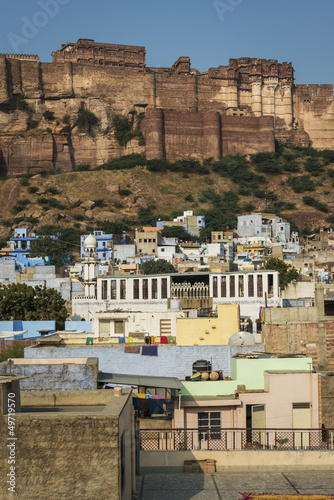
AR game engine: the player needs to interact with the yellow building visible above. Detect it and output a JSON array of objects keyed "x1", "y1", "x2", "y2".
[{"x1": 176, "y1": 304, "x2": 239, "y2": 346}]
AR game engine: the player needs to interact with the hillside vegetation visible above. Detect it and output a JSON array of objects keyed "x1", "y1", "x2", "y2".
[{"x1": 1, "y1": 144, "x2": 334, "y2": 246}]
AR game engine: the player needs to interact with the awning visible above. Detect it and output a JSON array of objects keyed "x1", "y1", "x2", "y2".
[{"x1": 98, "y1": 372, "x2": 183, "y2": 390}]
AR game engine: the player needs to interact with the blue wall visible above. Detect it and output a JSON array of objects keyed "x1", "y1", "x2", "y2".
[
  {"x1": 0, "y1": 321, "x2": 56, "y2": 339},
  {"x1": 65, "y1": 321, "x2": 93, "y2": 333},
  {"x1": 25, "y1": 344, "x2": 264, "y2": 380}
]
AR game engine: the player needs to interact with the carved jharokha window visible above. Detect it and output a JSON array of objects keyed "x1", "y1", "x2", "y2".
[
  {"x1": 120, "y1": 280, "x2": 126, "y2": 299},
  {"x1": 152, "y1": 279, "x2": 157, "y2": 299},
  {"x1": 143, "y1": 279, "x2": 148, "y2": 299},
  {"x1": 248, "y1": 275, "x2": 254, "y2": 297},
  {"x1": 111, "y1": 280, "x2": 117, "y2": 300},
  {"x1": 133, "y1": 279, "x2": 139, "y2": 299},
  {"x1": 221, "y1": 276, "x2": 227, "y2": 297},
  {"x1": 230, "y1": 276, "x2": 235, "y2": 297},
  {"x1": 161, "y1": 278, "x2": 168, "y2": 299}
]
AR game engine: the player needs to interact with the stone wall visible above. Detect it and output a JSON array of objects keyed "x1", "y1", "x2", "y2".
[
  {"x1": 0, "y1": 47, "x2": 334, "y2": 174},
  {"x1": 0, "y1": 400, "x2": 127, "y2": 499},
  {"x1": 321, "y1": 374, "x2": 334, "y2": 428},
  {"x1": 143, "y1": 109, "x2": 275, "y2": 161}
]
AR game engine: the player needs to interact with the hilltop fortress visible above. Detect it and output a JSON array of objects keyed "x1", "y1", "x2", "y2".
[{"x1": 0, "y1": 38, "x2": 334, "y2": 174}]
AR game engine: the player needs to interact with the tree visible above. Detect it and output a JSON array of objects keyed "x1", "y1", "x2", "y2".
[
  {"x1": 142, "y1": 259, "x2": 176, "y2": 275},
  {"x1": 29, "y1": 235, "x2": 71, "y2": 267},
  {"x1": 161, "y1": 226, "x2": 193, "y2": 241},
  {"x1": 0, "y1": 283, "x2": 67, "y2": 330},
  {"x1": 265, "y1": 258, "x2": 299, "y2": 289},
  {"x1": 0, "y1": 341, "x2": 25, "y2": 362}
]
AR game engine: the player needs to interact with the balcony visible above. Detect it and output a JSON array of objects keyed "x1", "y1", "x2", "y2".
[{"x1": 140, "y1": 427, "x2": 334, "y2": 451}]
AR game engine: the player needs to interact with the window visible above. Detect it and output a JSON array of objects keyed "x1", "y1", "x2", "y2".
[
  {"x1": 99, "y1": 319, "x2": 110, "y2": 337},
  {"x1": 212, "y1": 276, "x2": 218, "y2": 298},
  {"x1": 152, "y1": 249, "x2": 155, "y2": 253},
  {"x1": 230, "y1": 276, "x2": 235, "y2": 297},
  {"x1": 221, "y1": 276, "x2": 227, "y2": 297},
  {"x1": 161, "y1": 278, "x2": 167, "y2": 299},
  {"x1": 144, "y1": 239, "x2": 147, "y2": 243},
  {"x1": 248, "y1": 275, "x2": 254, "y2": 297},
  {"x1": 148, "y1": 239, "x2": 152, "y2": 243},
  {"x1": 139, "y1": 239, "x2": 142, "y2": 243},
  {"x1": 152, "y1": 279, "x2": 157, "y2": 299},
  {"x1": 152, "y1": 239, "x2": 156, "y2": 242},
  {"x1": 142, "y1": 279, "x2": 148, "y2": 299},
  {"x1": 239, "y1": 276, "x2": 244, "y2": 298},
  {"x1": 133, "y1": 279, "x2": 139, "y2": 299},
  {"x1": 120, "y1": 280, "x2": 126, "y2": 299},
  {"x1": 257, "y1": 275, "x2": 263, "y2": 297},
  {"x1": 111, "y1": 280, "x2": 116, "y2": 300},
  {"x1": 102, "y1": 280, "x2": 107, "y2": 299},
  {"x1": 198, "y1": 412, "x2": 221, "y2": 440},
  {"x1": 114, "y1": 320, "x2": 125, "y2": 335}
]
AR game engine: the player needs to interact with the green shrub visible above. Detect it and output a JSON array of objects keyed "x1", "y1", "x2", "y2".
[
  {"x1": 250, "y1": 152, "x2": 277, "y2": 164},
  {"x1": 255, "y1": 159, "x2": 281, "y2": 175},
  {"x1": 77, "y1": 108, "x2": 99, "y2": 132},
  {"x1": 184, "y1": 194, "x2": 194, "y2": 202},
  {"x1": 45, "y1": 186, "x2": 59, "y2": 195},
  {"x1": 101, "y1": 154, "x2": 146, "y2": 170},
  {"x1": 146, "y1": 159, "x2": 170, "y2": 172},
  {"x1": 304, "y1": 157, "x2": 324, "y2": 176},
  {"x1": 112, "y1": 114, "x2": 144, "y2": 146},
  {"x1": 243, "y1": 203, "x2": 255, "y2": 212},
  {"x1": 26, "y1": 118, "x2": 39, "y2": 130},
  {"x1": 28, "y1": 186, "x2": 38, "y2": 194},
  {"x1": 62, "y1": 114, "x2": 70, "y2": 124},
  {"x1": 282, "y1": 161, "x2": 300, "y2": 173},
  {"x1": 328, "y1": 169, "x2": 334, "y2": 178},
  {"x1": 37, "y1": 197, "x2": 49, "y2": 205},
  {"x1": 45, "y1": 127, "x2": 52, "y2": 133},
  {"x1": 302, "y1": 195, "x2": 328, "y2": 212},
  {"x1": 118, "y1": 188, "x2": 132, "y2": 196},
  {"x1": 43, "y1": 110, "x2": 55, "y2": 121},
  {"x1": 73, "y1": 163, "x2": 91, "y2": 171},
  {"x1": 212, "y1": 155, "x2": 248, "y2": 178},
  {"x1": 20, "y1": 177, "x2": 30, "y2": 186},
  {"x1": 287, "y1": 175, "x2": 315, "y2": 193},
  {"x1": 113, "y1": 201, "x2": 124, "y2": 209},
  {"x1": 13, "y1": 94, "x2": 32, "y2": 113},
  {"x1": 93, "y1": 199, "x2": 104, "y2": 207},
  {"x1": 11, "y1": 199, "x2": 30, "y2": 214},
  {"x1": 73, "y1": 213, "x2": 85, "y2": 221}
]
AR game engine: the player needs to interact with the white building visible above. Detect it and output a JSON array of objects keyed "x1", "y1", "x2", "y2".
[{"x1": 73, "y1": 270, "x2": 280, "y2": 329}]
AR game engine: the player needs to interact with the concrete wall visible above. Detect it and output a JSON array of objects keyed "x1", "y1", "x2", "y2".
[
  {"x1": 65, "y1": 320, "x2": 93, "y2": 332},
  {"x1": 321, "y1": 374, "x2": 334, "y2": 428},
  {"x1": 140, "y1": 450, "x2": 334, "y2": 472},
  {"x1": 24, "y1": 344, "x2": 264, "y2": 380},
  {"x1": 0, "y1": 259, "x2": 16, "y2": 284},
  {"x1": 176, "y1": 304, "x2": 239, "y2": 346},
  {"x1": 0, "y1": 357, "x2": 98, "y2": 391},
  {"x1": 0, "y1": 390, "x2": 133, "y2": 500}
]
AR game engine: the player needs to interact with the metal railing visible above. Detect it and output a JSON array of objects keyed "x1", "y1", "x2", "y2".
[{"x1": 140, "y1": 428, "x2": 334, "y2": 452}]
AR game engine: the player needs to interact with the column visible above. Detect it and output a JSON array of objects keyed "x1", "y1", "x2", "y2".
[
  {"x1": 203, "y1": 111, "x2": 221, "y2": 161},
  {"x1": 282, "y1": 84, "x2": 293, "y2": 128},
  {"x1": 251, "y1": 81, "x2": 262, "y2": 117}
]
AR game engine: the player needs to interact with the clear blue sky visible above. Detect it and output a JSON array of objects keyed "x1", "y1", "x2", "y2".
[{"x1": 0, "y1": 0, "x2": 333, "y2": 84}]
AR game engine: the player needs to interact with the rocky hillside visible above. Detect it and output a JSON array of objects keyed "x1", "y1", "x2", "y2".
[{"x1": 1, "y1": 145, "x2": 334, "y2": 244}]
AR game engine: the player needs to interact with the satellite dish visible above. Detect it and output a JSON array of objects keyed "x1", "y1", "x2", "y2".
[{"x1": 228, "y1": 331, "x2": 256, "y2": 346}]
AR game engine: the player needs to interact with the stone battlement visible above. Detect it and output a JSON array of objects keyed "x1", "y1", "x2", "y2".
[{"x1": 0, "y1": 53, "x2": 39, "y2": 61}]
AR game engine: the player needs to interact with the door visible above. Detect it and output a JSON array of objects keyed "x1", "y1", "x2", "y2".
[
  {"x1": 293, "y1": 403, "x2": 311, "y2": 448},
  {"x1": 246, "y1": 404, "x2": 266, "y2": 446}
]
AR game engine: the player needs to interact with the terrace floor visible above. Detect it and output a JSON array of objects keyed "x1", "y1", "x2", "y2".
[{"x1": 136, "y1": 470, "x2": 334, "y2": 500}]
